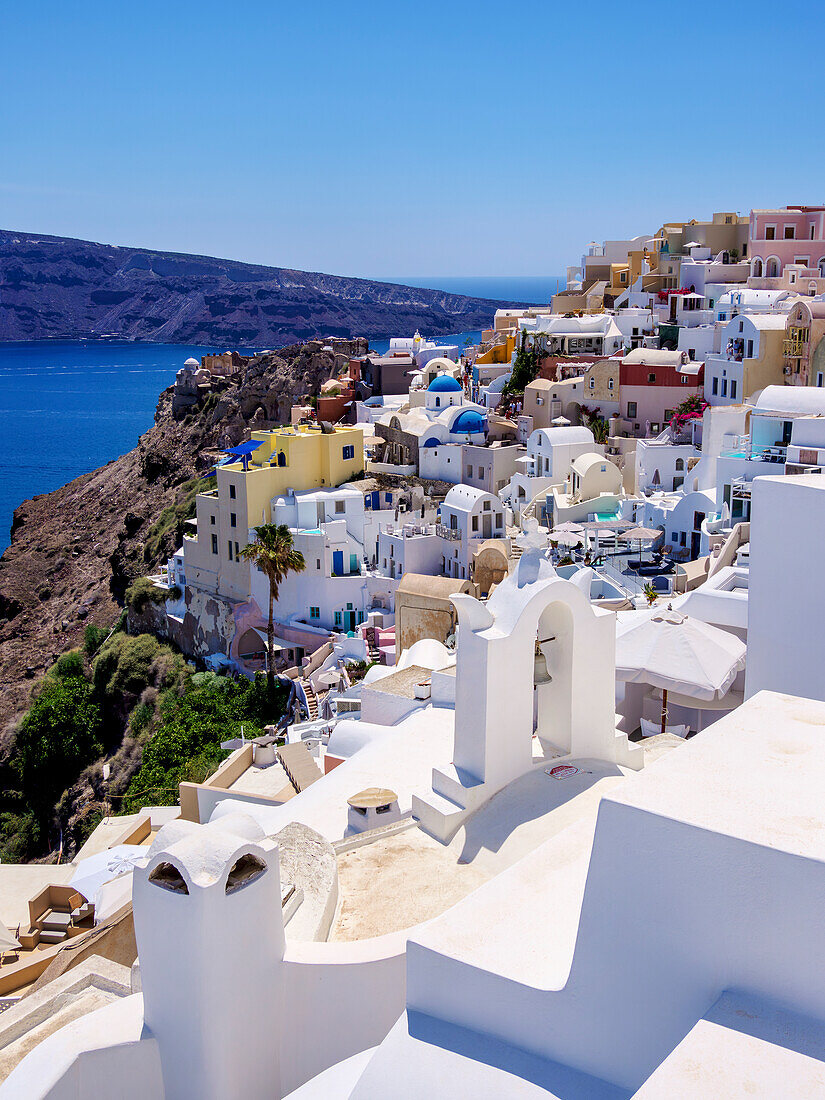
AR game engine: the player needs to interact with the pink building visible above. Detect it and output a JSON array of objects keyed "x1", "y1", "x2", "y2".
[{"x1": 749, "y1": 206, "x2": 825, "y2": 279}]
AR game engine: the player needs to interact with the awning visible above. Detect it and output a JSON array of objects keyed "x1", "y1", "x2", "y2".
[
  {"x1": 221, "y1": 441, "x2": 263, "y2": 457},
  {"x1": 246, "y1": 628, "x2": 295, "y2": 653}
]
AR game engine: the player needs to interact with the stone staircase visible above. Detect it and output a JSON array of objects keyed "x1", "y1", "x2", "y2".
[{"x1": 300, "y1": 680, "x2": 319, "y2": 721}]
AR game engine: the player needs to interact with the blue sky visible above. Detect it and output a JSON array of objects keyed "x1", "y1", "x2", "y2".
[{"x1": 2, "y1": 0, "x2": 823, "y2": 278}]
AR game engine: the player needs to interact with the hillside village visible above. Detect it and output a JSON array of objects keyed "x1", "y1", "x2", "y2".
[{"x1": 4, "y1": 204, "x2": 825, "y2": 1096}]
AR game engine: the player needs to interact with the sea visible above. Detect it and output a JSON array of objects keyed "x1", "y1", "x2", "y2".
[{"x1": 0, "y1": 275, "x2": 564, "y2": 552}]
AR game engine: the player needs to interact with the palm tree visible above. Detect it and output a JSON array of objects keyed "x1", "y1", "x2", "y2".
[{"x1": 240, "y1": 524, "x2": 305, "y2": 698}]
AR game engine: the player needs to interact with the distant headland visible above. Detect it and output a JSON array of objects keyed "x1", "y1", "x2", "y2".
[{"x1": 0, "y1": 229, "x2": 516, "y2": 345}]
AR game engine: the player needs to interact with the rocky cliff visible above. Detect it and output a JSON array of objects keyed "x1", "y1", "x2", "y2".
[
  {"x1": 0, "y1": 338, "x2": 367, "y2": 746},
  {"x1": 0, "y1": 230, "x2": 508, "y2": 344}
]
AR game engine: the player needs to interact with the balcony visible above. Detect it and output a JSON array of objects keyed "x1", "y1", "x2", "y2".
[
  {"x1": 783, "y1": 337, "x2": 806, "y2": 358},
  {"x1": 436, "y1": 524, "x2": 461, "y2": 542}
]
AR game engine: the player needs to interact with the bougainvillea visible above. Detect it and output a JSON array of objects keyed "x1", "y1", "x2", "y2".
[{"x1": 669, "y1": 393, "x2": 708, "y2": 432}]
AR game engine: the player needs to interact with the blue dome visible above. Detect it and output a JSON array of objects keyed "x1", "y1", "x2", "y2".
[
  {"x1": 451, "y1": 410, "x2": 485, "y2": 434},
  {"x1": 422, "y1": 436, "x2": 442, "y2": 448},
  {"x1": 428, "y1": 374, "x2": 462, "y2": 393}
]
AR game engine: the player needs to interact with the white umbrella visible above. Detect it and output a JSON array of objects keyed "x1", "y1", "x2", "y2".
[
  {"x1": 551, "y1": 531, "x2": 584, "y2": 549},
  {"x1": 616, "y1": 607, "x2": 746, "y2": 734},
  {"x1": 0, "y1": 920, "x2": 20, "y2": 952},
  {"x1": 70, "y1": 845, "x2": 147, "y2": 908},
  {"x1": 551, "y1": 415, "x2": 571, "y2": 426},
  {"x1": 553, "y1": 522, "x2": 585, "y2": 534}
]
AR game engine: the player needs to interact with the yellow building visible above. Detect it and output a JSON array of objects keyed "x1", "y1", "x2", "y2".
[{"x1": 186, "y1": 424, "x2": 365, "y2": 600}]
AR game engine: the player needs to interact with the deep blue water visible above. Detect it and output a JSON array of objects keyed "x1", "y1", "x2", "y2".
[
  {"x1": 379, "y1": 275, "x2": 565, "y2": 305},
  {"x1": 0, "y1": 326, "x2": 488, "y2": 551},
  {"x1": 0, "y1": 341, "x2": 244, "y2": 552}
]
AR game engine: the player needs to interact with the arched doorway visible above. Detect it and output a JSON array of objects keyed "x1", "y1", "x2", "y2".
[
  {"x1": 751, "y1": 258, "x2": 763, "y2": 278},
  {"x1": 766, "y1": 257, "x2": 780, "y2": 278}
]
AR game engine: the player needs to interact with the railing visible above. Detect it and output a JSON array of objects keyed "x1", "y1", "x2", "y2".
[
  {"x1": 783, "y1": 337, "x2": 806, "y2": 358},
  {"x1": 598, "y1": 558, "x2": 645, "y2": 596},
  {"x1": 436, "y1": 524, "x2": 461, "y2": 541}
]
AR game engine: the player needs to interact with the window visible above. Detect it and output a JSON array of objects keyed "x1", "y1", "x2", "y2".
[
  {"x1": 334, "y1": 610, "x2": 342, "y2": 627},
  {"x1": 627, "y1": 401, "x2": 637, "y2": 418},
  {"x1": 227, "y1": 540, "x2": 233, "y2": 560},
  {"x1": 342, "y1": 445, "x2": 355, "y2": 460},
  {"x1": 681, "y1": 375, "x2": 690, "y2": 384},
  {"x1": 680, "y1": 532, "x2": 687, "y2": 547},
  {"x1": 811, "y1": 225, "x2": 817, "y2": 240},
  {"x1": 316, "y1": 558, "x2": 321, "y2": 569},
  {"x1": 230, "y1": 513, "x2": 237, "y2": 528},
  {"x1": 765, "y1": 225, "x2": 776, "y2": 241},
  {"x1": 472, "y1": 515, "x2": 478, "y2": 531},
  {"x1": 496, "y1": 514, "x2": 502, "y2": 527},
  {"x1": 229, "y1": 484, "x2": 236, "y2": 499},
  {"x1": 335, "y1": 500, "x2": 345, "y2": 514},
  {"x1": 235, "y1": 542, "x2": 240, "y2": 560},
  {"x1": 730, "y1": 381, "x2": 737, "y2": 399},
  {"x1": 818, "y1": 372, "x2": 824, "y2": 388},
  {"x1": 739, "y1": 321, "x2": 744, "y2": 333},
  {"x1": 211, "y1": 533, "x2": 218, "y2": 554},
  {"x1": 483, "y1": 500, "x2": 490, "y2": 511},
  {"x1": 608, "y1": 377, "x2": 614, "y2": 390},
  {"x1": 310, "y1": 606, "x2": 320, "y2": 619},
  {"x1": 664, "y1": 410, "x2": 674, "y2": 422},
  {"x1": 746, "y1": 340, "x2": 753, "y2": 358},
  {"x1": 675, "y1": 459, "x2": 684, "y2": 471},
  {"x1": 450, "y1": 514, "x2": 458, "y2": 530},
  {"x1": 721, "y1": 379, "x2": 728, "y2": 397},
  {"x1": 590, "y1": 377, "x2": 595, "y2": 389},
  {"x1": 784, "y1": 225, "x2": 796, "y2": 240},
  {"x1": 795, "y1": 257, "x2": 810, "y2": 267},
  {"x1": 210, "y1": 514, "x2": 216, "y2": 525},
  {"x1": 467, "y1": 465, "x2": 473, "y2": 478},
  {"x1": 648, "y1": 373, "x2": 656, "y2": 384}
]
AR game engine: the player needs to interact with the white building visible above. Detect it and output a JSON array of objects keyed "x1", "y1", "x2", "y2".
[
  {"x1": 438, "y1": 485, "x2": 506, "y2": 580},
  {"x1": 520, "y1": 312, "x2": 625, "y2": 357},
  {"x1": 704, "y1": 313, "x2": 787, "y2": 406},
  {"x1": 377, "y1": 522, "x2": 443, "y2": 581},
  {"x1": 505, "y1": 425, "x2": 597, "y2": 520}
]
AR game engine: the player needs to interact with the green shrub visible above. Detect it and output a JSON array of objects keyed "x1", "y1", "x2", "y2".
[
  {"x1": 93, "y1": 633, "x2": 180, "y2": 702},
  {"x1": 122, "y1": 673, "x2": 287, "y2": 813},
  {"x1": 51, "y1": 649, "x2": 85, "y2": 680},
  {"x1": 15, "y1": 675, "x2": 102, "y2": 818},
  {"x1": 84, "y1": 624, "x2": 110, "y2": 657},
  {"x1": 125, "y1": 576, "x2": 168, "y2": 614},
  {"x1": 0, "y1": 810, "x2": 42, "y2": 864},
  {"x1": 129, "y1": 700, "x2": 155, "y2": 736}
]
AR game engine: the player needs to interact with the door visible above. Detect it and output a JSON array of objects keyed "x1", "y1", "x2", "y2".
[
  {"x1": 482, "y1": 514, "x2": 492, "y2": 539},
  {"x1": 347, "y1": 611, "x2": 357, "y2": 631},
  {"x1": 332, "y1": 550, "x2": 344, "y2": 575},
  {"x1": 371, "y1": 490, "x2": 380, "y2": 510}
]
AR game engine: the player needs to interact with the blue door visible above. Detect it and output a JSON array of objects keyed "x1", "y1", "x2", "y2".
[
  {"x1": 371, "y1": 490, "x2": 380, "y2": 510},
  {"x1": 332, "y1": 550, "x2": 343, "y2": 575}
]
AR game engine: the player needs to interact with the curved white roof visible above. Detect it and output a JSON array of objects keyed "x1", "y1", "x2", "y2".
[
  {"x1": 571, "y1": 452, "x2": 614, "y2": 477},
  {"x1": 530, "y1": 425, "x2": 594, "y2": 448},
  {"x1": 443, "y1": 484, "x2": 494, "y2": 509},
  {"x1": 755, "y1": 386, "x2": 825, "y2": 417},
  {"x1": 326, "y1": 719, "x2": 391, "y2": 761},
  {"x1": 396, "y1": 638, "x2": 454, "y2": 672}
]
